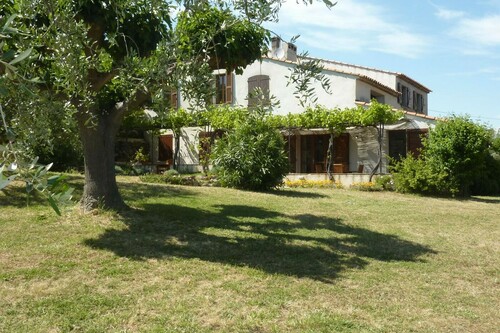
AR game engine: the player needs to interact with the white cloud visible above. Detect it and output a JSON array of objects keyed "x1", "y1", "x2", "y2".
[
  {"x1": 452, "y1": 15, "x2": 500, "y2": 47},
  {"x1": 268, "y1": 0, "x2": 431, "y2": 59},
  {"x1": 435, "y1": 8, "x2": 465, "y2": 20},
  {"x1": 445, "y1": 66, "x2": 500, "y2": 77},
  {"x1": 374, "y1": 32, "x2": 429, "y2": 59},
  {"x1": 299, "y1": 30, "x2": 366, "y2": 53}
]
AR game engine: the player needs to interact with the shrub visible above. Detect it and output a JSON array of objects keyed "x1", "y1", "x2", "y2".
[
  {"x1": 139, "y1": 172, "x2": 201, "y2": 186},
  {"x1": 350, "y1": 181, "x2": 383, "y2": 191},
  {"x1": 374, "y1": 175, "x2": 394, "y2": 191},
  {"x1": 423, "y1": 116, "x2": 491, "y2": 196},
  {"x1": 470, "y1": 154, "x2": 500, "y2": 195},
  {"x1": 391, "y1": 154, "x2": 447, "y2": 195},
  {"x1": 211, "y1": 113, "x2": 289, "y2": 191},
  {"x1": 163, "y1": 169, "x2": 180, "y2": 177},
  {"x1": 392, "y1": 116, "x2": 496, "y2": 196}
]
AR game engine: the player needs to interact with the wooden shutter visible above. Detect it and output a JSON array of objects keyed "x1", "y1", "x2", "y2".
[
  {"x1": 170, "y1": 90, "x2": 178, "y2": 109},
  {"x1": 412, "y1": 91, "x2": 416, "y2": 110},
  {"x1": 261, "y1": 76, "x2": 270, "y2": 103},
  {"x1": 397, "y1": 82, "x2": 401, "y2": 104},
  {"x1": 158, "y1": 135, "x2": 174, "y2": 162},
  {"x1": 225, "y1": 72, "x2": 233, "y2": 104},
  {"x1": 407, "y1": 130, "x2": 427, "y2": 158},
  {"x1": 247, "y1": 76, "x2": 258, "y2": 107},
  {"x1": 247, "y1": 75, "x2": 270, "y2": 107}
]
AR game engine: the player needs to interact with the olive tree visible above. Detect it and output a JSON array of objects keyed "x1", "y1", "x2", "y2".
[{"x1": 3, "y1": 0, "x2": 334, "y2": 212}]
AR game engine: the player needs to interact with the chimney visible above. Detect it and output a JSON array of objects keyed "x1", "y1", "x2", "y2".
[
  {"x1": 287, "y1": 43, "x2": 297, "y2": 62},
  {"x1": 271, "y1": 37, "x2": 281, "y2": 53},
  {"x1": 270, "y1": 37, "x2": 297, "y2": 62}
]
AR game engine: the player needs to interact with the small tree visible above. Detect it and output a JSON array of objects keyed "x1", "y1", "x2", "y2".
[
  {"x1": 392, "y1": 116, "x2": 494, "y2": 196},
  {"x1": 211, "y1": 108, "x2": 289, "y2": 191},
  {"x1": 423, "y1": 116, "x2": 491, "y2": 196},
  {"x1": 1, "y1": 14, "x2": 73, "y2": 215}
]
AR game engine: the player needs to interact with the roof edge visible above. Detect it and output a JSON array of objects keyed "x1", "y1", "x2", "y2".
[{"x1": 355, "y1": 101, "x2": 439, "y2": 121}]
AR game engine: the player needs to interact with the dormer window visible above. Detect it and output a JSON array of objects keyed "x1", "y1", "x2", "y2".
[{"x1": 370, "y1": 90, "x2": 385, "y2": 103}]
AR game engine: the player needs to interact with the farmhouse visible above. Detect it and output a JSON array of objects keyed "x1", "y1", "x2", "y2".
[{"x1": 134, "y1": 38, "x2": 436, "y2": 181}]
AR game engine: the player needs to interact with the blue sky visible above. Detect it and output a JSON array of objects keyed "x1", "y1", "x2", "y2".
[{"x1": 266, "y1": 0, "x2": 500, "y2": 130}]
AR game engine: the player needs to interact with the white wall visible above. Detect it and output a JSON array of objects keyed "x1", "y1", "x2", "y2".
[
  {"x1": 317, "y1": 59, "x2": 397, "y2": 89},
  {"x1": 159, "y1": 127, "x2": 204, "y2": 173},
  {"x1": 233, "y1": 58, "x2": 358, "y2": 115}
]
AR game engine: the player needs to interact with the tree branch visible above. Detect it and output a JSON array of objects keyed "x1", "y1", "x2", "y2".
[{"x1": 88, "y1": 69, "x2": 118, "y2": 92}]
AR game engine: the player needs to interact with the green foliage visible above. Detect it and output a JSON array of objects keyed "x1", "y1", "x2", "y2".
[
  {"x1": 268, "y1": 106, "x2": 363, "y2": 132},
  {"x1": 423, "y1": 116, "x2": 491, "y2": 196},
  {"x1": 176, "y1": 4, "x2": 270, "y2": 74},
  {"x1": 131, "y1": 147, "x2": 149, "y2": 165},
  {"x1": 392, "y1": 116, "x2": 497, "y2": 196},
  {"x1": 375, "y1": 175, "x2": 395, "y2": 191},
  {"x1": 359, "y1": 99, "x2": 402, "y2": 126},
  {"x1": 469, "y1": 153, "x2": 500, "y2": 196},
  {"x1": 391, "y1": 154, "x2": 447, "y2": 195},
  {"x1": 2, "y1": 0, "x2": 351, "y2": 210},
  {"x1": 491, "y1": 136, "x2": 500, "y2": 155},
  {"x1": 350, "y1": 181, "x2": 383, "y2": 192},
  {"x1": 156, "y1": 108, "x2": 194, "y2": 134},
  {"x1": 139, "y1": 171, "x2": 201, "y2": 186},
  {"x1": 212, "y1": 110, "x2": 289, "y2": 191},
  {"x1": 198, "y1": 105, "x2": 248, "y2": 130},
  {"x1": 0, "y1": 14, "x2": 73, "y2": 214}
]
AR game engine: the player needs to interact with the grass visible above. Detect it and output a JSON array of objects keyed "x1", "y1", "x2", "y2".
[{"x1": 0, "y1": 175, "x2": 499, "y2": 332}]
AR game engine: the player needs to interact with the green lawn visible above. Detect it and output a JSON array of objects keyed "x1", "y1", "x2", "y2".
[{"x1": 1, "y1": 176, "x2": 498, "y2": 332}]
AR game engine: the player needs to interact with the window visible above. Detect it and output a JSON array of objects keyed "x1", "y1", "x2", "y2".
[
  {"x1": 247, "y1": 75, "x2": 270, "y2": 107},
  {"x1": 215, "y1": 72, "x2": 233, "y2": 104},
  {"x1": 370, "y1": 90, "x2": 385, "y2": 103},
  {"x1": 299, "y1": 134, "x2": 349, "y2": 173},
  {"x1": 388, "y1": 129, "x2": 428, "y2": 163},
  {"x1": 169, "y1": 90, "x2": 178, "y2": 109},
  {"x1": 397, "y1": 83, "x2": 410, "y2": 108},
  {"x1": 416, "y1": 93, "x2": 424, "y2": 113}
]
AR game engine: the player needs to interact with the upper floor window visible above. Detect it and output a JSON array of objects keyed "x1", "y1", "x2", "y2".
[
  {"x1": 370, "y1": 90, "x2": 385, "y2": 104},
  {"x1": 397, "y1": 83, "x2": 410, "y2": 108},
  {"x1": 413, "y1": 92, "x2": 424, "y2": 113},
  {"x1": 215, "y1": 72, "x2": 233, "y2": 105},
  {"x1": 247, "y1": 75, "x2": 270, "y2": 107}
]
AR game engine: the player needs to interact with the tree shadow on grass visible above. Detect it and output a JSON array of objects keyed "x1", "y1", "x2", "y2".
[
  {"x1": 118, "y1": 182, "x2": 197, "y2": 201},
  {"x1": 0, "y1": 184, "x2": 47, "y2": 207},
  {"x1": 85, "y1": 201, "x2": 436, "y2": 283},
  {"x1": 464, "y1": 197, "x2": 500, "y2": 204}
]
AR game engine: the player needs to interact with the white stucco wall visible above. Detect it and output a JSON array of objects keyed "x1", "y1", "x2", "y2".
[
  {"x1": 159, "y1": 127, "x2": 204, "y2": 173},
  {"x1": 316, "y1": 59, "x2": 397, "y2": 89},
  {"x1": 233, "y1": 58, "x2": 358, "y2": 115}
]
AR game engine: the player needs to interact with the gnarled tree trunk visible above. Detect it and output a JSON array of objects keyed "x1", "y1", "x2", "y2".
[
  {"x1": 78, "y1": 111, "x2": 126, "y2": 212},
  {"x1": 76, "y1": 91, "x2": 149, "y2": 212}
]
